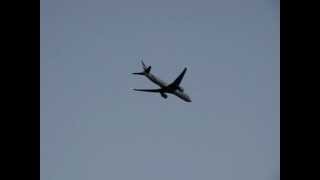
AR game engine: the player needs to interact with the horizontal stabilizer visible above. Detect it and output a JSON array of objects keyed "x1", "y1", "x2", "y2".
[
  {"x1": 133, "y1": 88, "x2": 162, "y2": 93},
  {"x1": 132, "y1": 72, "x2": 145, "y2": 75},
  {"x1": 132, "y1": 60, "x2": 151, "y2": 75}
]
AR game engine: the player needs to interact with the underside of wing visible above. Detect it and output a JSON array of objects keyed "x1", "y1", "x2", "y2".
[
  {"x1": 168, "y1": 67, "x2": 187, "y2": 89},
  {"x1": 133, "y1": 88, "x2": 162, "y2": 93}
]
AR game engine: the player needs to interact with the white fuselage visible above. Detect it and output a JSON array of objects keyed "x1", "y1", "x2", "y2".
[{"x1": 145, "y1": 73, "x2": 192, "y2": 102}]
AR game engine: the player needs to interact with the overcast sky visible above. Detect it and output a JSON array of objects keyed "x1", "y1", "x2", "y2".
[{"x1": 41, "y1": 0, "x2": 279, "y2": 179}]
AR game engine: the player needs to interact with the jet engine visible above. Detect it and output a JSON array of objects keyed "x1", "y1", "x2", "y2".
[{"x1": 160, "y1": 93, "x2": 168, "y2": 99}]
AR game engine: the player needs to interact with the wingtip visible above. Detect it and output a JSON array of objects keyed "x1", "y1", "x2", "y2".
[{"x1": 183, "y1": 67, "x2": 187, "y2": 73}]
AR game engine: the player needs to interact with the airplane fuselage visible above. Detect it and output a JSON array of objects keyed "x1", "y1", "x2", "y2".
[
  {"x1": 172, "y1": 89, "x2": 192, "y2": 102},
  {"x1": 145, "y1": 72, "x2": 192, "y2": 102},
  {"x1": 145, "y1": 72, "x2": 168, "y2": 88}
]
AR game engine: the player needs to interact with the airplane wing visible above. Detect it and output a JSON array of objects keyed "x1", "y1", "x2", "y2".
[
  {"x1": 168, "y1": 67, "x2": 187, "y2": 89},
  {"x1": 133, "y1": 88, "x2": 162, "y2": 93}
]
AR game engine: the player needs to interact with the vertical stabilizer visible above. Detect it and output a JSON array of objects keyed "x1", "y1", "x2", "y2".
[
  {"x1": 141, "y1": 60, "x2": 151, "y2": 73},
  {"x1": 132, "y1": 60, "x2": 151, "y2": 75}
]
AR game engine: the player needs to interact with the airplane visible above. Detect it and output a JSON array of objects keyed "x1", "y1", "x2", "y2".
[{"x1": 132, "y1": 60, "x2": 192, "y2": 102}]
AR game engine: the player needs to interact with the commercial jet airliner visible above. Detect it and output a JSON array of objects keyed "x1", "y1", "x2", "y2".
[{"x1": 132, "y1": 60, "x2": 192, "y2": 102}]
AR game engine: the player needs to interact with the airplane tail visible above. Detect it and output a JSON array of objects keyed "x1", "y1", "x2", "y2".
[
  {"x1": 132, "y1": 60, "x2": 151, "y2": 75},
  {"x1": 132, "y1": 72, "x2": 145, "y2": 75}
]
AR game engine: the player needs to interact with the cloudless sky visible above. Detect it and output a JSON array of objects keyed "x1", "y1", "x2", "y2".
[{"x1": 41, "y1": 0, "x2": 279, "y2": 179}]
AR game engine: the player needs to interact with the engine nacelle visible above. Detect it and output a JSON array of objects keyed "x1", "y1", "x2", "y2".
[{"x1": 160, "y1": 93, "x2": 168, "y2": 99}]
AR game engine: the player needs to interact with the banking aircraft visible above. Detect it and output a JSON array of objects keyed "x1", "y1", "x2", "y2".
[{"x1": 132, "y1": 60, "x2": 192, "y2": 102}]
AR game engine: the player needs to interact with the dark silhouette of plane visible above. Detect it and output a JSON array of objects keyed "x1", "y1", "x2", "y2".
[{"x1": 132, "y1": 60, "x2": 192, "y2": 102}]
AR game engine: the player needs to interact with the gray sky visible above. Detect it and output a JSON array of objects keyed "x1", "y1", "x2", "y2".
[{"x1": 41, "y1": 0, "x2": 279, "y2": 180}]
